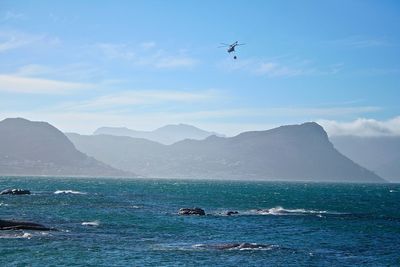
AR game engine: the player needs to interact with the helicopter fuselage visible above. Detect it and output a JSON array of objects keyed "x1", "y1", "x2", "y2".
[{"x1": 227, "y1": 41, "x2": 238, "y2": 53}]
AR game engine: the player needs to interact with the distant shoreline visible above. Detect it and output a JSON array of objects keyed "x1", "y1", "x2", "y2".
[{"x1": 0, "y1": 175, "x2": 394, "y2": 184}]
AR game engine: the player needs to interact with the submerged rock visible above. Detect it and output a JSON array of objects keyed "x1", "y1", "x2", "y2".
[
  {"x1": 0, "y1": 219, "x2": 52, "y2": 231},
  {"x1": 226, "y1": 211, "x2": 239, "y2": 216},
  {"x1": 178, "y1": 208, "x2": 205, "y2": 216},
  {"x1": 0, "y1": 189, "x2": 31, "y2": 195}
]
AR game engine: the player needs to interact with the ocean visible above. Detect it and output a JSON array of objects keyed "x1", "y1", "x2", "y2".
[{"x1": 0, "y1": 176, "x2": 399, "y2": 266}]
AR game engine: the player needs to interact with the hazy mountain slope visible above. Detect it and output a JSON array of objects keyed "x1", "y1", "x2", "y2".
[
  {"x1": 94, "y1": 124, "x2": 223, "y2": 145},
  {"x1": 68, "y1": 122, "x2": 384, "y2": 182},
  {"x1": 0, "y1": 118, "x2": 133, "y2": 177},
  {"x1": 331, "y1": 136, "x2": 400, "y2": 181}
]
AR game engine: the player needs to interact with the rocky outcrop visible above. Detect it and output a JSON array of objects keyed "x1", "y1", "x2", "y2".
[
  {"x1": 178, "y1": 208, "x2": 205, "y2": 216},
  {"x1": 0, "y1": 189, "x2": 31, "y2": 195},
  {"x1": 0, "y1": 219, "x2": 52, "y2": 231}
]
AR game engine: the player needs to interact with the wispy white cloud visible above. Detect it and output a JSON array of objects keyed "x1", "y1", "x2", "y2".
[
  {"x1": 15, "y1": 64, "x2": 53, "y2": 77},
  {"x1": 154, "y1": 56, "x2": 197, "y2": 69},
  {"x1": 356, "y1": 67, "x2": 400, "y2": 76},
  {"x1": 96, "y1": 42, "x2": 197, "y2": 69},
  {"x1": 2, "y1": 11, "x2": 26, "y2": 21},
  {"x1": 97, "y1": 43, "x2": 135, "y2": 60},
  {"x1": 158, "y1": 106, "x2": 381, "y2": 120},
  {"x1": 0, "y1": 31, "x2": 39, "y2": 52},
  {"x1": 0, "y1": 74, "x2": 91, "y2": 94},
  {"x1": 255, "y1": 62, "x2": 315, "y2": 77},
  {"x1": 326, "y1": 35, "x2": 390, "y2": 48},
  {"x1": 1, "y1": 103, "x2": 378, "y2": 135},
  {"x1": 0, "y1": 109, "x2": 274, "y2": 135},
  {"x1": 219, "y1": 57, "x2": 341, "y2": 78},
  {"x1": 0, "y1": 30, "x2": 60, "y2": 53},
  {"x1": 319, "y1": 117, "x2": 400, "y2": 137},
  {"x1": 61, "y1": 89, "x2": 219, "y2": 111},
  {"x1": 140, "y1": 41, "x2": 156, "y2": 49},
  {"x1": 14, "y1": 63, "x2": 105, "y2": 81}
]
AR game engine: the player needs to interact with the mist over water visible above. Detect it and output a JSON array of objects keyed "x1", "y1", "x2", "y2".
[{"x1": 1, "y1": 177, "x2": 399, "y2": 266}]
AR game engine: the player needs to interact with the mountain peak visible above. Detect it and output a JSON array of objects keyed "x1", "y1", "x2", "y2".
[
  {"x1": 156, "y1": 123, "x2": 199, "y2": 130},
  {"x1": 0, "y1": 118, "x2": 133, "y2": 177},
  {"x1": 2, "y1": 117, "x2": 49, "y2": 126},
  {"x1": 94, "y1": 123, "x2": 223, "y2": 145}
]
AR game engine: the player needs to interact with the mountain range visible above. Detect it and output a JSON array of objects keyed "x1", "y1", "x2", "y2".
[
  {"x1": 0, "y1": 117, "x2": 391, "y2": 182},
  {"x1": 94, "y1": 124, "x2": 223, "y2": 145},
  {"x1": 67, "y1": 122, "x2": 383, "y2": 182},
  {"x1": 0, "y1": 118, "x2": 133, "y2": 177}
]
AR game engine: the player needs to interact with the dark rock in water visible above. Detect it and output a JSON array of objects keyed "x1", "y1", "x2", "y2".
[
  {"x1": 178, "y1": 207, "x2": 205, "y2": 216},
  {"x1": 196, "y1": 242, "x2": 271, "y2": 250},
  {"x1": 0, "y1": 219, "x2": 52, "y2": 231},
  {"x1": 0, "y1": 189, "x2": 31, "y2": 195},
  {"x1": 226, "y1": 211, "x2": 239, "y2": 216}
]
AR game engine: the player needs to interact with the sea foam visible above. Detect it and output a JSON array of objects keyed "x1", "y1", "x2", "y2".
[
  {"x1": 82, "y1": 220, "x2": 100, "y2": 226},
  {"x1": 238, "y1": 206, "x2": 345, "y2": 216},
  {"x1": 54, "y1": 190, "x2": 87, "y2": 195}
]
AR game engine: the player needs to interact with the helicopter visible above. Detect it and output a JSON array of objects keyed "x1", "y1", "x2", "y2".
[{"x1": 219, "y1": 41, "x2": 245, "y2": 59}]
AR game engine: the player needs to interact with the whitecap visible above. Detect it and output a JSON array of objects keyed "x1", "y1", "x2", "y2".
[
  {"x1": 242, "y1": 206, "x2": 343, "y2": 216},
  {"x1": 0, "y1": 232, "x2": 32, "y2": 239},
  {"x1": 82, "y1": 220, "x2": 100, "y2": 227},
  {"x1": 260, "y1": 206, "x2": 326, "y2": 215},
  {"x1": 21, "y1": 232, "x2": 32, "y2": 239},
  {"x1": 192, "y1": 243, "x2": 278, "y2": 251},
  {"x1": 211, "y1": 207, "x2": 342, "y2": 217},
  {"x1": 154, "y1": 242, "x2": 278, "y2": 252},
  {"x1": 54, "y1": 190, "x2": 86, "y2": 195}
]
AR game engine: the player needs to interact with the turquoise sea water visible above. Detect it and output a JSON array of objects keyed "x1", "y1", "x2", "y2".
[{"x1": 0, "y1": 177, "x2": 399, "y2": 266}]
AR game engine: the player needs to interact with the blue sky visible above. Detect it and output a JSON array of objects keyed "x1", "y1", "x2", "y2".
[{"x1": 1, "y1": 0, "x2": 399, "y2": 136}]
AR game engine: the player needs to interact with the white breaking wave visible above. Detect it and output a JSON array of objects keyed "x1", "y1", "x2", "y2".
[
  {"x1": 81, "y1": 220, "x2": 100, "y2": 226},
  {"x1": 258, "y1": 206, "x2": 326, "y2": 215},
  {"x1": 0, "y1": 232, "x2": 32, "y2": 239},
  {"x1": 54, "y1": 190, "x2": 87, "y2": 195},
  {"x1": 212, "y1": 207, "x2": 344, "y2": 216},
  {"x1": 192, "y1": 243, "x2": 279, "y2": 251},
  {"x1": 244, "y1": 206, "x2": 343, "y2": 216},
  {"x1": 154, "y1": 242, "x2": 278, "y2": 252},
  {"x1": 210, "y1": 206, "x2": 349, "y2": 217}
]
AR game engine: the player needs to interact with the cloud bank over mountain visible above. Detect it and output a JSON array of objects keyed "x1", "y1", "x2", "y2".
[{"x1": 319, "y1": 117, "x2": 400, "y2": 137}]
